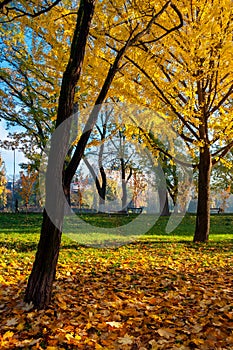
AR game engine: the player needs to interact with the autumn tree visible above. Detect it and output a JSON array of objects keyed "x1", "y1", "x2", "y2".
[
  {"x1": 118, "y1": 0, "x2": 233, "y2": 241},
  {"x1": 23, "y1": 0, "x2": 96, "y2": 309},
  {"x1": 85, "y1": 120, "x2": 149, "y2": 213},
  {"x1": 82, "y1": 107, "x2": 112, "y2": 212},
  {"x1": 130, "y1": 170, "x2": 147, "y2": 207},
  {"x1": 0, "y1": 1, "x2": 76, "y2": 168},
  {"x1": 19, "y1": 166, "x2": 38, "y2": 209},
  {"x1": 71, "y1": 171, "x2": 89, "y2": 209},
  {"x1": 211, "y1": 149, "x2": 233, "y2": 194},
  {"x1": 0, "y1": 155, "x2": 7, "y2": 208}
]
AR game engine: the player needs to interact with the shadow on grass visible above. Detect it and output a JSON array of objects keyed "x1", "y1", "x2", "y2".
[
  {"x1": 1, "y1": 238, "x2": 232, "y2": 254},
  {"x1": 0, "y1": 241, "x2": 39, "y2": 252},
  {"x1": 0, "y1": 212, "x2": 232, "y2": 253}
]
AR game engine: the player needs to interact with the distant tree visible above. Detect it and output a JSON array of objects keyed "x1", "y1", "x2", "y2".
[
  {"x1": 211, "y1": 150, "x2": 233, "y2": 194},
  {"x1": 19, "y1": 166, "x2": 38, "y2": 210},
  {"x1": 71, "y1": 172, "x2": 89, "y2": 209},
  {"x1": 0, "y1": 155, "x2": 7, "y2": 208}
]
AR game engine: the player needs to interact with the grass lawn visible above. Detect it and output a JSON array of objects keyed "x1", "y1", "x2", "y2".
[{"x1": 0, "y1": 213, "x2": 232, "y2": 349}]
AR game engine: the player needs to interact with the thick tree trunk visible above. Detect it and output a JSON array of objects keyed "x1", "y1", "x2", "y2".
[
  {"x1": 24, "y1": 0, "x2": 95, "y2": 309},
  {"x1": 194, "y1": 145, "x2": 212, "y2": 242},
  {"x1": 24, "y1": 209, "x2": 62, "y2": 309}
]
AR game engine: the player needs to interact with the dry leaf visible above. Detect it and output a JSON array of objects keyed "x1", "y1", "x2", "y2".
[
  {"x1": 106, "y1": 321, "x2": 122, "y2": 328},
  {"x1": 118, "y1": 334, "x2": 134, "y2": 345},
  {"x1": 157, "y1": 328, "x2": 175, "y2": 339},
  {"x1": 149, "y1": 339, "x2": 158, "y2": 349},
  {"x1": 6, "y1": 318, "x2": 19, "y2": 326}
]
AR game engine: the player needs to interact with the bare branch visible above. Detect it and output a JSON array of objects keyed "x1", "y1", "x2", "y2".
[
  {"x1": 0, "y1": 0, "x2": 12, "y2": 10},
  {"x1": 0, "y1": 0, "x2": 62, "y2": 22}
]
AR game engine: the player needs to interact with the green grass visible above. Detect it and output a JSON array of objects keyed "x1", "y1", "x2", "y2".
[{"x1": 0, "y1": 212, "x2": 232, "y2": 254}]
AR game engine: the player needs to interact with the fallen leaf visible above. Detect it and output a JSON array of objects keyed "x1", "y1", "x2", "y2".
[
  {"x1": 149, "y1": 339, "x2": 158, "y2": 349},
  {"x1": 16, "y1": 322, "x2": 25, "y2": 331},
  {"x1": 106, "y1": 321, "x2": 122, "y2": 328},
  {"x1": 157, "y1": 328, "x2": 175, "y2": 339},
  {"x1": 6, "y1": 318, "x2": 18, "y2": 326},
  {"x1": 21, "y1": 301, "x2": 34, "y2": 311},
  {"x1": 3, "y1": 331, "x2": 14, "y2": 339},
  {"x1": 118, "y1": 334, "x2": 134, "y2": 345},
  {"x1": 17, "y1": 338, "x2": 41, "y2": 347}
]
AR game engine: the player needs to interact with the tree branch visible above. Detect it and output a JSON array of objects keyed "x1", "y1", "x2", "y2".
[
  {"x1": 212, "y1": 141, "x2": 233, "y2": 166},
  {"x1": 125, "y1": 55, "x2": 199, "y2": 141},
  {"x1": 0, "y1": 0, "x2": 62, "y2": 22},
  {"x1": 0, "y1": 0, "x2": 12, "y2": 10}
]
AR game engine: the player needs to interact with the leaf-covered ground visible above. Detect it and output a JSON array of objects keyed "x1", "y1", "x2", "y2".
[{"x1": 1, "y1": 240, "x2": 233, "y2": 349}]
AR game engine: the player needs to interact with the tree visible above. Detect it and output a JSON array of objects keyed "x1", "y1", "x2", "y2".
[
  {"x1": 0, "y1": 155, "x2": 7, "y2": 208},
  {"x1": 0, "y1": 0, "x2": 74, "y2": 168},
  {"x1": 71, "y1": 171, "x2": 89, "y2": 209},
  {"x1": 23, "y1": 0, "x2": 95, "y2": 309},
  {"x1": 23, "y1": 0, "x2": 182, "y2": 309},
  {"x1": 142, "y1": 131, "x2": 178, "y2": 216},
  {"x1": 211, "y1": 149, "x2": 233, "y2": 194},
  {"x1": 82, "y1": 107, "x2": 112, "y2": 212},
  {"x1": 19, "y1": 166, "x2": 38, "y2": 209},
  {"x1": 129, "y1": 167, "x2": 147, "y2": 208},
  {"x1": 119, "y1": 0, "x2": 233, "y2": 241}
]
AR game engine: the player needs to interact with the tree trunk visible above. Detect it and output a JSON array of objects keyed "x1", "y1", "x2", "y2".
[
  {"x1": 24, "y1": 209, "x2": 62, "y2": 309},
  {"x1": 24, "y1": 0, "x2": 95, "y2": 309},
  {"x1": 83, "y1": 159, "x2": 106, "y2": 212},
  {"x1": 194, "y1": 145, "x2": 212, "y2": 242},
  {"x1": 99, "y1": 166, "x2": 106, "y2": 211},
  {"x1": 158, "y1": 188, "x2": 170, "y2": 216},
  {"x1": 120, "y1": 158, "x2": 128, "y2": 211}
]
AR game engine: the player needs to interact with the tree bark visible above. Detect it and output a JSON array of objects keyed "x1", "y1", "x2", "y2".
[
  {"x1": 194, "y1": 145, "x2": 212, "y2": 242},
  {"x1": 24, "y1": 209, "x2": 62, "y2": 309}
]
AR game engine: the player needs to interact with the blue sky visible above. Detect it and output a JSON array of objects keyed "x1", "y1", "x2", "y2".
[{"x1": 0, "y1": 121, "x2": 27, "y2": 178}]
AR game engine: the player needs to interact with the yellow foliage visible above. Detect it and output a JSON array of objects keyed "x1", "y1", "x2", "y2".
[
  {"x1": 0, "y1": 156, "x2": 7, "y2": 206},
  {"x1": 106, "y1": 0, "x2": 233, "y2": 163},
  {"x1": 19, "y1": 168, "x2": 38, "y2": 206},
  {"x1": 1, "y1": 0, "x2": 232, "y2": 171}
]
